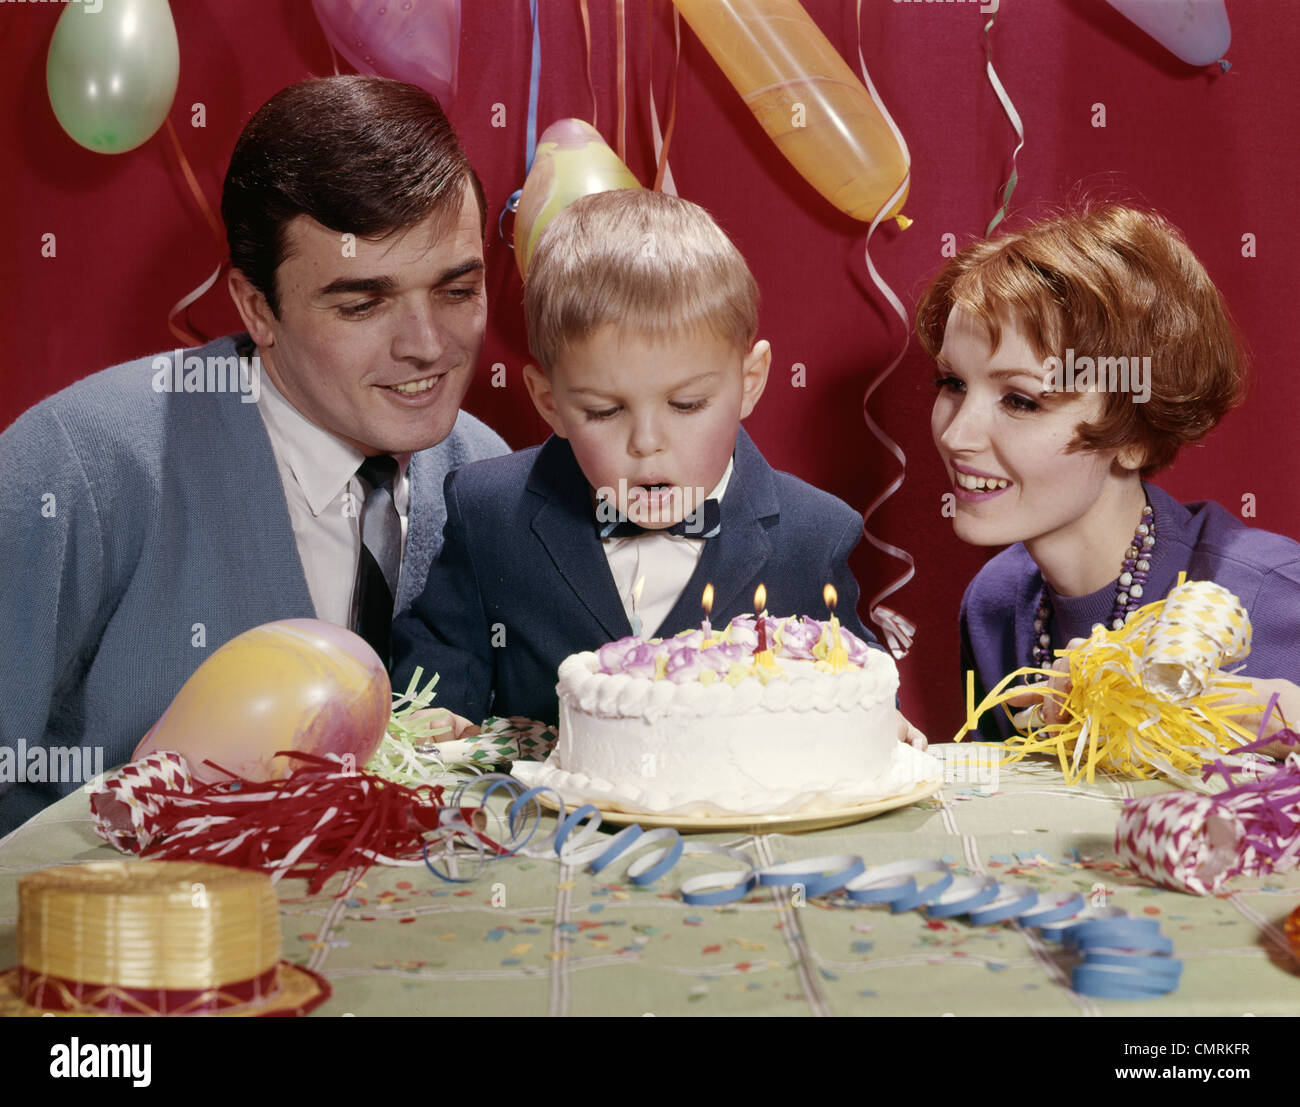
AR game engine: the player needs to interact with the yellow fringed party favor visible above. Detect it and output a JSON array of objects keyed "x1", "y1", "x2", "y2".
[{"x1": 952, "y1": 579, "x2": 1264, "y2": 786}]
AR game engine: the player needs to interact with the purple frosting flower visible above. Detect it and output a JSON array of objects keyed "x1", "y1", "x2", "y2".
[
  {"x1": 778, "y1": 616, "x2": 823, "y2": 659},
  {"x1": 619, "y1": 642, "x2": 663, "y2": 678},
  {"x1": 841, "y1": 627, "x2": 872, "y2": 666},
  {"x1": 665, "y1": 646, "x2": 702, "y2": 684},
  {"x1": 698, "y1": 641, "x2": 743, "y2": 671},
  {"x1": 598, "y1": 636, "x2": 643, "y2": 674}
]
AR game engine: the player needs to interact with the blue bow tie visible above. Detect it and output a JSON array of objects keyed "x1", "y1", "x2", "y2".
[{"x1": 597, "y1": 498, "x2": 721, "y2": 540}]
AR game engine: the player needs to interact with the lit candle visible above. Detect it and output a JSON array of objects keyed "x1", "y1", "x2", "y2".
[
  {"x1": 701, "y1": 582, "x2": 714, "y2": 640},
  {"x1": 823, "y1": 583, "x2": 849, "y2": 670},
  {"x1": 753, "y1": 584, "x2": 768, "y2": 654}
]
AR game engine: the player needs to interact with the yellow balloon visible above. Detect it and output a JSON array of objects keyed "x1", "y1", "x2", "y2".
[
  {"x1": 513, "y1": 118, "x2": 642, "y2": 277},
  {"x1": 672, "y1": 0, "x2": 909, "y2": 224},
  {"x1": 132, "y1": 620, "x2": 391, "y2": 783}
]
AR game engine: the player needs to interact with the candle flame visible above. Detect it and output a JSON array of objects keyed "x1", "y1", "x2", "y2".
[
  {"x1": 701, "y1": 582, "x2": 714, "y2": 616},
  {"x1": 754, "y1": 583, "x2": 767, "y2": 613},
  {"x1": 632, "y1": 575, "x2": 646, "y2": 605},
  {"x1": 823, "y1": 583, "x2": 838, "y2": 612}
]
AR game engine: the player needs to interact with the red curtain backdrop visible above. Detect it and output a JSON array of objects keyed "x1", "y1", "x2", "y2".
[{"x1": 3, "y1": 0, "x2": 1298, "y2": 742}]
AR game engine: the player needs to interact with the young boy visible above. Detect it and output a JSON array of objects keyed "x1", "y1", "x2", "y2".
[{"x1": 390, "y1": 190, "x2": 924, "y2": 746}]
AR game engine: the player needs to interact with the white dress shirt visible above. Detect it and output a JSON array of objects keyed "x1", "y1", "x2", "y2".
[
  {"x1": 601, "y1": 460, "x2": 734, "y2": 637},
  {"x1": 255, "y1": 366, "x2": 410, "y2": 628}
]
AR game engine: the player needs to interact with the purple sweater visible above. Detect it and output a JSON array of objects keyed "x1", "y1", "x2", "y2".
[{"x1": 960, "y1": 482, "x2": 1300, "y2": 740}]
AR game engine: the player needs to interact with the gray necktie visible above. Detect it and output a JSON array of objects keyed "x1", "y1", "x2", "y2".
[{"x1": 354, "y1": 455, "x2": 402, "y2": 662}]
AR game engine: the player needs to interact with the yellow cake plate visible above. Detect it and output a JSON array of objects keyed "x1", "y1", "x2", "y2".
[{"x1": 520, "y1": 777, "x2": 941, "y2": 834}]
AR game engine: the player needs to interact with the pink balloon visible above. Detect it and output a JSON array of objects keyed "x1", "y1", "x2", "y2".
[
  {"x1": 1103, "y1": 0, "x2": 1231, "y2": 67},
  {"x1": 313, "y1": 0, "x2": 461, "y2": 106}
]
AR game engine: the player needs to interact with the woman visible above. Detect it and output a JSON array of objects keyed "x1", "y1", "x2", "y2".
[{"x1": 917, "y1": 205, "x2": 1300, "y2": 743}]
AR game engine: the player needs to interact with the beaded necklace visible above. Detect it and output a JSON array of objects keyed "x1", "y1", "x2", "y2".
[{"x1": 1032, "y1": 503, "x2": 1155, "y2": 670}]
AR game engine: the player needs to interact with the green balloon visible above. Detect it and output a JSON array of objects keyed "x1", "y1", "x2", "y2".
[{"x1": 46, "y1": 0, "x2": 180, "y2": 155}]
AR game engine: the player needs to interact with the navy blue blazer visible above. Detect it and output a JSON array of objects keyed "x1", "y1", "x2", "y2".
[{"x1": 390, "y1": 428, "x2": 877, "y2": 725}]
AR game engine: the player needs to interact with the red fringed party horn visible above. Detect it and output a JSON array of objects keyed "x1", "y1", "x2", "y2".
[{"x1": 91, "y1": 750, "x2": 485, "y2": 895}]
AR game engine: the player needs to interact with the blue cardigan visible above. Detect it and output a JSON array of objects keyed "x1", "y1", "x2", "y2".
[
  {"x1": 390, "y1": 429, "x2": 877, "y2": 725},
  {"x1": 0, "y1": 334, "x2": 507, "y2": 832}
]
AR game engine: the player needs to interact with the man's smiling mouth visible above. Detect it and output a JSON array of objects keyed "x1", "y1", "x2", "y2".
[{"x1": 385, "y1": 373, "x2": 444, "y2": 396}]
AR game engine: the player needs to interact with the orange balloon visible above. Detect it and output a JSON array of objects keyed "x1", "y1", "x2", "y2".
[
  {"x1": 133, "y1": 620, "x2": 391, "y2": 783},
  {"x1": 672, "y1": 0, "x2": 909, "y2": 224}
]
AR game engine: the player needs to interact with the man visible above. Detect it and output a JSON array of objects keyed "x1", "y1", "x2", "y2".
[{"x1": 0, "y1": 77, "x2": 507, "y2": 833}]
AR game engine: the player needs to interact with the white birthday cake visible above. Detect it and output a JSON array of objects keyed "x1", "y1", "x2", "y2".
[{"x1": 520, "y1": 615, "x2": 940, "y2": 817}]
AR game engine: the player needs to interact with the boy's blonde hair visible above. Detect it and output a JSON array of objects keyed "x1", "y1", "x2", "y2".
[{"x1": 524, "y1": 189, "x2": 758, "y2": 372}]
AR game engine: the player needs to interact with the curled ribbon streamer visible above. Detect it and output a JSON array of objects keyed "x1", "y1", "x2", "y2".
[
  {"x1": 678, "y1": 843, "x2": 759, "y2": 906},
  {"x1": 854, "y1": 0, "x2": 916, "y2": 659},
  {"x1": 757, "y1": 854, "x2": 866, "y2": 898},
  {"x1": 423, "y1": 817, "x2": 491, "y2": 884},
  {"x1": 162, "y1": 118, "x2": 226, "y2": 347},
  {"x1": 647, "y1": 0, "x2": 681, "y2": 194},
  {"x1": 619, "y1": 828, "x2": 686, "y2": 885},
  {"x1": 982, "y1": 11, "x2": 1025, "y2": 236}
]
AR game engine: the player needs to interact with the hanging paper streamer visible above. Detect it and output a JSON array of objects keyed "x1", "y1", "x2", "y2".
[
  {"x1": 615, "y1": 0, "x2": 628, "y2": 165},
  {"x1": 647, "y1": 0, "x2": 682, "y2": 194},
  {"x1": 500, "y1": 0, "x2": 544, "y2": 250},
  {"x1": 852, "y1": 0, "x2": 916, "y2": 657},
  {"x1": 162, "y1": 118, "x2": 227, "y2": 346},
  {"x1": 579, "y1": 0, "x2": 599, "y2": 130},
  {"x1": 953, "y1": 580, "x2": 1264, "y2": 785},
  {"x1": 982, "y1": 9, "x2": 1025, "y2": 236},
  {"x1": 1116, "y1": 725, "x2": 1300, "y2": 896}
]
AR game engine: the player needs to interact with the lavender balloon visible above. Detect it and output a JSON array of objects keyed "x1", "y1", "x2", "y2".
[{"x1": 313, "y1": 0, "x2": 461, "y2": 106}]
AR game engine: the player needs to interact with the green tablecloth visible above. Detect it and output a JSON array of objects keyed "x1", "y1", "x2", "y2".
[{"x1": 2, "y1": 745, "x2": 1297, "y2": 1016}]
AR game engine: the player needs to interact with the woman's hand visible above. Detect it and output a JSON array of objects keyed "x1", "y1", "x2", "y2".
[
  {"x1": 1005, "y1": 637, "x2": 1086, "y2": 729},
  {"x1": 896, "y1": 711, "x2": 928, "y2": 750},
  {"x1": 404, "y1": 707, "x2": 482, "y2": 743},
  {"x1": 1213, "y1": 676, "x2": 1300, "y2": 759}
]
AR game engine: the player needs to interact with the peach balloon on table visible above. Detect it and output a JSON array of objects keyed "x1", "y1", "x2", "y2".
[
  {"x1": 671, "y1": 0, "x2": 909, "y2": 224},
  {"x1": 513, "y1": 118, "x2": 642, "y2": 278},
  {"x1": 132, "y1": 620, "x2": 391, "y2": 783}
]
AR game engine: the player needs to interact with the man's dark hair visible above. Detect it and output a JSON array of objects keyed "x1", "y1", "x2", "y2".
[{"x1": 222, "y1": 75, "x2": 486, "y2": 317}]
